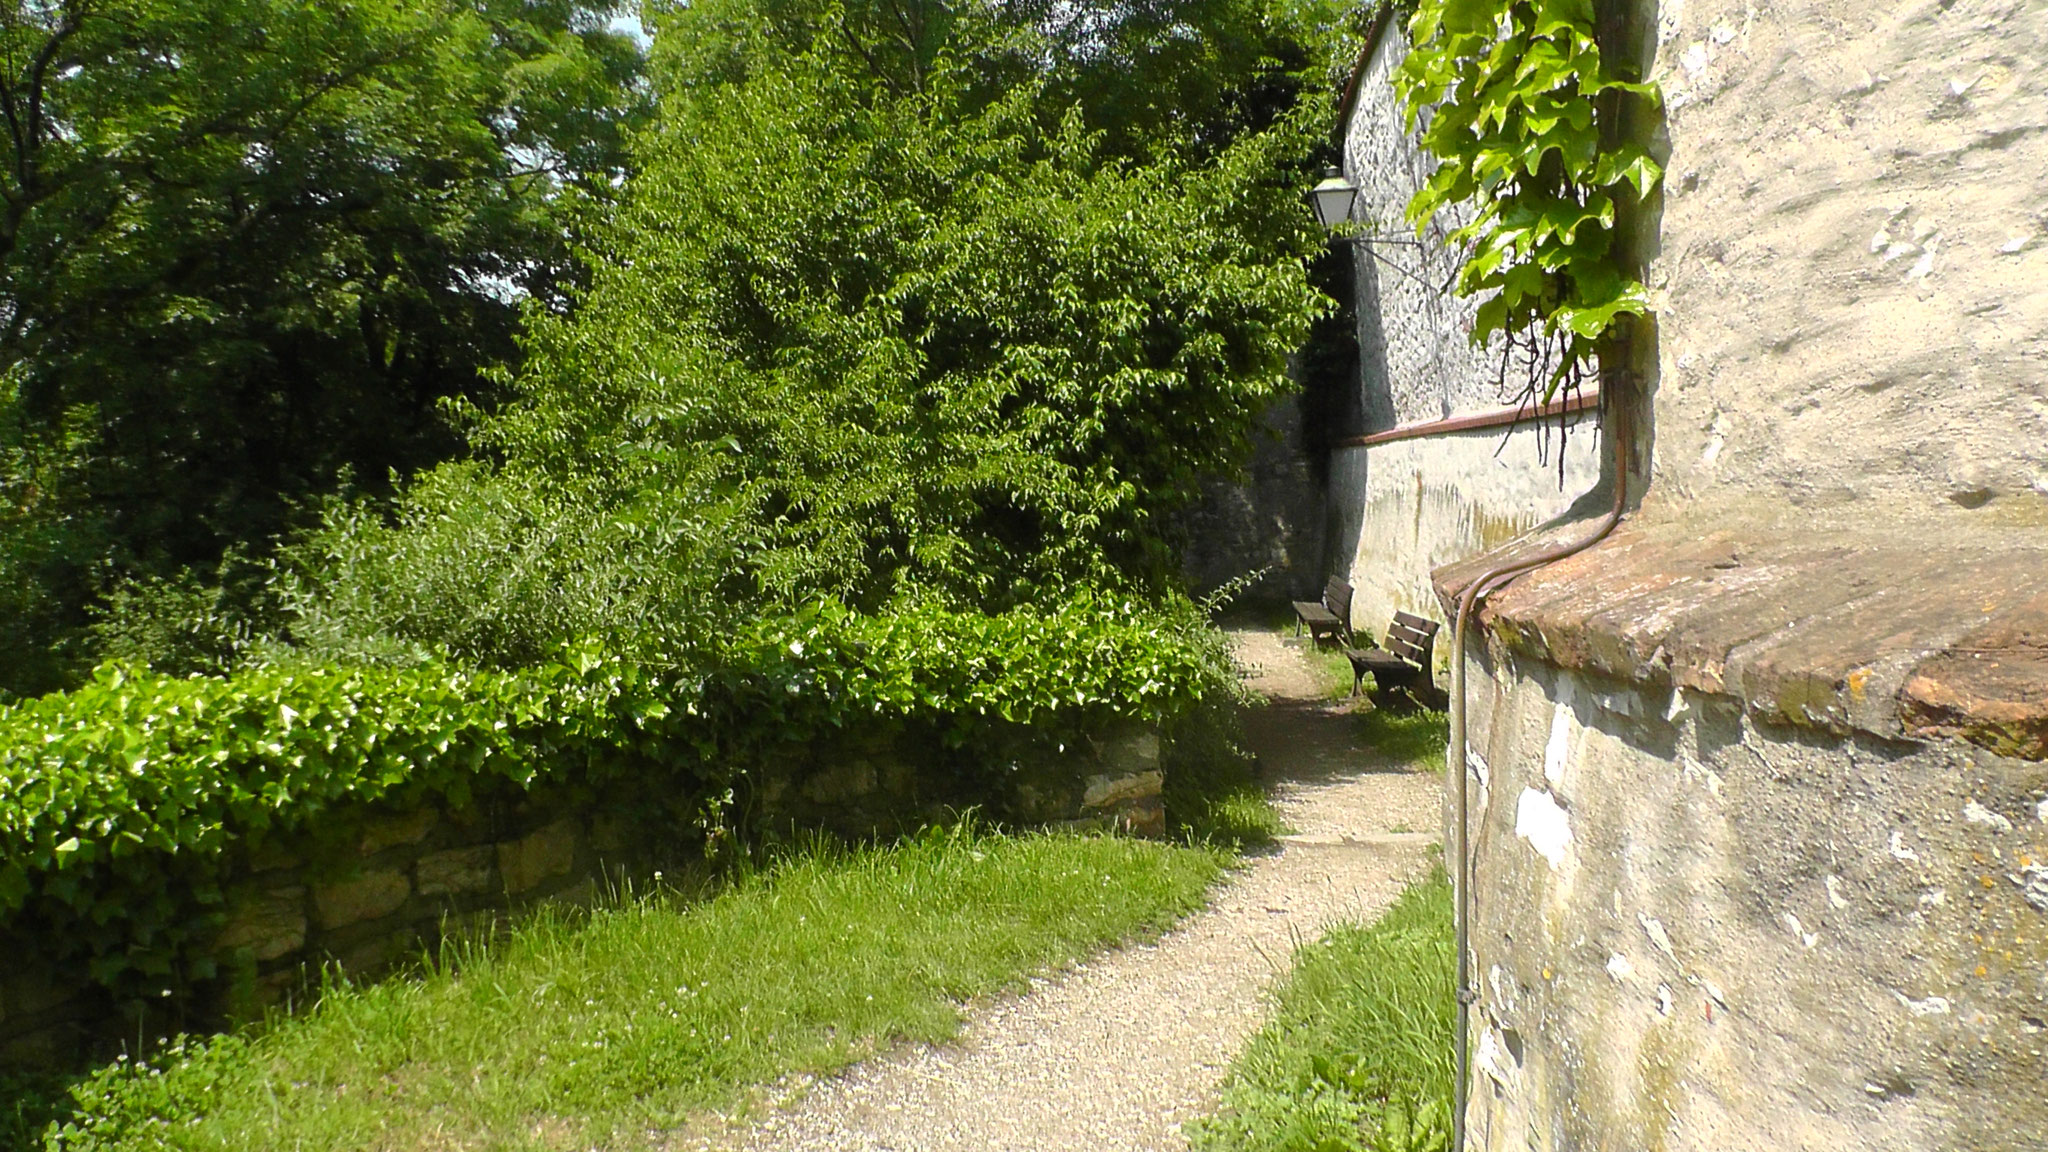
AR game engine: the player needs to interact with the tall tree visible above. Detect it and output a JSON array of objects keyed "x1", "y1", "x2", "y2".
[{"x1": 0, "y1": 0, "x2": 646, "y2": 694}]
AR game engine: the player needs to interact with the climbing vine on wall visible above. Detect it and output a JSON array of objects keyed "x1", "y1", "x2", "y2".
[{"x1": 1393, "y1": 0, "x2": 1661, "y2": 397}]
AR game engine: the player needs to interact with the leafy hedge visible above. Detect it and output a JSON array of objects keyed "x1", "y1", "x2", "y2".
[{"x1": 1, "y1": 595, "x2": 1232, "y2": 1002}]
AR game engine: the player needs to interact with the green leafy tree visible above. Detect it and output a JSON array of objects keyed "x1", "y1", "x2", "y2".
[
  {"x1": 282, "y1": 0, "x2": 1339, "y2": 666},
  {"x1": 510, "y1": 0, "x2": 1327, "y2": 601},
  {"x1": 0, "y1": 0, "x2": 646, "y2": 694}
]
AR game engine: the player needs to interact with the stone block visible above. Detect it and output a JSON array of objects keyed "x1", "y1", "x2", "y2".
[
  {"x1": 332, "y1": 932, "x2": 409, "y2": 976},
  {"x1": 416, "y1": 846, "x2": 496, "y2": 897},
  {"x1": 1093, "y1": 727, "x2": 1162, "y2": 772},
  {"x1": 0, "y1": 964, "x2": 80, "y2": 1025},
  {"x1": 313, "y1": 870, "x2": 411, "y2": 931},
  {"x1": 359, "y1": 807, "x2": 439, "y2": 855},
  {"x1": 803, "y1": 760, "x2": 879, "y2": 804},
  {"x1": 243, "y1": 834, "x2": 304, "y2": 874},
  {"x1": 589, "y1": 814, "x2": 632, "y2": 854},
  {"x1": 1082, "y1": 770, "x2": 1164, "y2": 811},
  {"x1": 498, "y1": 819, "x2": 578, "y2": 894},
  {"x1": 1119, "y1": 794, "x2": 1167, "y2": 838},
  {"x1": 215, "y1": 885, "x2": 307, "y2": 962}
]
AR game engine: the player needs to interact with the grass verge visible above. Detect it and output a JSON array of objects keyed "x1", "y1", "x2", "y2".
[
  {"x1": 29, "y1": 826, "x2": 1227, "y2": 1151},
  {"x1": 1187, "y1": 865, "x2": 1454, "y2": 1152},
  {"x1": 1165, "y1": 700, "x2": 1287, "y2": 848},
  {"x1": 1354, "y1": 707, "x2": 1449, "y2": 769}
]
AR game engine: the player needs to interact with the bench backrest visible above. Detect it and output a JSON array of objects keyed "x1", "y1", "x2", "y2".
[
  {"x1": 1322, "y1": 578, "x2": 1353, "y2": 626},
  {"x1": 1385, "y1": 610, "x2": 1440, "y2": 666}
]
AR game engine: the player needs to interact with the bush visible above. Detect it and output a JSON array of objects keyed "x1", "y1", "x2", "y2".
[{"x1": 1, "y1": 594, "x2": 1234, "y2": 1006}]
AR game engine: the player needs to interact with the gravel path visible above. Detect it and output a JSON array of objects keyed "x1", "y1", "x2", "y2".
[{"x1": 681, "y1": 628, "x2": 1442, "y2": 1152}]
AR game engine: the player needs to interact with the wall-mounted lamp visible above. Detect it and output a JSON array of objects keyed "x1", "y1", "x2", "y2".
[
  {"x1": 1308, "y1": 165, "x2": 1439, "y2": 292},
  {"x1": 1309, "y1": 167, "x2": 1361, "y2": 231}
]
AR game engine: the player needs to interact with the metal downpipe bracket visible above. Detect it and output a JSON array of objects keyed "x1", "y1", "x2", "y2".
[{"x1": 1448, "y1": 396, "x2": 1631, "y2": 1152}]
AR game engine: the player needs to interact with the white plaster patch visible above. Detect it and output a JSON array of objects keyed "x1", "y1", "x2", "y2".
[
  {"x1": 1906, "y1": 242, "x2": 1938, "y2": 281},
  {"x1": 1698, "y1": 978, "x2": 1727, "y2": 1009},
  {"x1": 1515, "y1": 788, "x2": 1573, "y2": 868},
  {"x1": 2011, "y1": 865, "x2": 2048, "y2": 914},
  {"x1": 2001, "y1": 236, "x2": 2032, "y2": 255},
  {"x1": 1467, "y1": 745, "x2": 1490, "y2": 790},
  {"x1": 1606, "y1": 953, "x2": 1635, "y2": 983},
  {"x1": 1680, "y1": 41, "x2": 1711, "y2": 76},
  {"x1": 1477, "y1": 1027, "x2": 1519, "y2": 1091},
  {"x1": 2034, "y1": 796, "x2": 2047, "y2": 825},
  {"x1": 1889, "y1": 829, "x2": 1920, "y2": 862},
  {"x1": 1489, "y1": 964, "x2": 1515, "y2": 1011},
  {"x1": 1543, "y1": 700, "x2": 1573, "y2": 789},
  {"x1": 1656, "y1": 984, "x2": 1675, "y2": 1016},
  {"x1": 1639, "y1": 914, "x2": 1677, "y2": 962},
  {"x1": 1826, "y1": 874, "x2": 1850, "y2": 909},
  {"x1": 1919, "y1": 888, "x2": 1947, "y2": 911},
  {"x1": 1896, "y1": 992, "x2": 1952, "y2": 1017},
  {"x1": 1964, "y1": 800, "x2": 2014, "y2": 833},
  {"x1": 1783, "y1": 912, "x2": 1819, "y2": 949}
]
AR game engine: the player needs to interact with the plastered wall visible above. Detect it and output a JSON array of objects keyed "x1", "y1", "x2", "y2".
[
  {"x1": 1645, "y1": 0, "x2": 2048, "y2": 525},
  {"x1": 1332, "y1": 26, "x2": 1603, "y2": 638},
  {"x1": 1460, "y1": 649, "x2": 2048, "y2": 1152},
  {"x1": 1328, "y1": 427, "x2": 1600, "y2": 636}
]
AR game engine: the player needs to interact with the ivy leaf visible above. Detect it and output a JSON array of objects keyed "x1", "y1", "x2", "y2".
[{"x1": 1441, "y1": 0, "x2": 1500, "y2": 36}]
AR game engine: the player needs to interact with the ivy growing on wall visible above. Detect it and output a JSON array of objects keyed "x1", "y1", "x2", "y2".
[{"x1": 1392, "y1": 0, "x2": 1661, "y2": 398}]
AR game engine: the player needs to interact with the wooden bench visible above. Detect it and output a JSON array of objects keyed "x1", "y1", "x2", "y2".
[
  {"x1": 1344, "y1": 611, "x2": 1443, "y2": 709},
  {"x1": 1291, "y1": 577, "x2": 1353, "y2": 648}
]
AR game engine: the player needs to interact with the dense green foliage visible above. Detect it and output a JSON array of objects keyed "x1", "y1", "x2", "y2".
[
  {"x1": 1393, "y1": 0, "x2": 1660, "y2": 395},
  {"x1": 0, "y1": 595, "x2": 1232, "y2": 1002},
  {"x1": 0, "y1": 0, "x2": 647, "y2": 694},
  {"x1": 30, "y1": 827, "x2": 1226, "y2": 1149},
  {"x1": 1189, "y1": 867, "x2": 1454, "y2": 1152},
  {"x1": 0, "y1": 0, "x2": 1346, "y2": 1059},
  {"x1": 443, "y1": 0, "x2": 1334, "y2": 622}
]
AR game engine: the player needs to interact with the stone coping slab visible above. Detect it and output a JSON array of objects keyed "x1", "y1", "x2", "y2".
[{"x1": 1432, "y1": 514, "x2": 2048, "y2": 760}]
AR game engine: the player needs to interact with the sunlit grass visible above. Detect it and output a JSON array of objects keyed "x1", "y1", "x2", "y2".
[
  {"x1": 1355, "y1": 707, "x2": 1449, "y2": 769},
  {"x1": 37, "y1": 827, "x2": 1228, "y2": 1151},
  {"x1": 1188, "y1": 866, "x2": 1454, "y2": 1152}
]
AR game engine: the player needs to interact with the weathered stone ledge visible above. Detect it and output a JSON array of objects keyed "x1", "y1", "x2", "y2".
[{"x1": 1433, "y1": 516, "x2": 2048, "y2": 759}]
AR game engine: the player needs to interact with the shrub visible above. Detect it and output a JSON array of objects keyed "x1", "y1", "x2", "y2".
[{"x1": 1, "y1": 594, "x2": 1233, "y2": 1006}]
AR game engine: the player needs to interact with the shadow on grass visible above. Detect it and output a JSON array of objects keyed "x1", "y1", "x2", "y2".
[
  {"x1": 1353, "y1": 706, "x2": 1449, "y2": 770},
  {"x1": 1164, "y1": 701, "x2": 1286, "y2": 849},
  {"x1": 1236, "y1": 696, "x2": 1447, "y2": 788},
  {"x1": 1, "y1": 1070, "x2": 81, "y2": 1151}
]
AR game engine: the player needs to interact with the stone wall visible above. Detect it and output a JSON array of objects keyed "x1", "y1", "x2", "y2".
[
  {"x1": 1457, "y1": 644, "x2": 2048, "y2": 1152},
  {"x1": 1337, "y1": 0, "x2": 2048, "y2": 1144},
  {"x1": 0, "y1": 720, "x2": 1166, "y2": 1067},
  {"x1": 1327, "y1": 425, "x2": 1601, "y2": 639},
  {"x1": 1644, "y1": 0, "x2": 2048, "y2": 526},
  {"x1": 1329, "y1": 24, "x2": 1604, "y2": 642},
  {"x1": 1180, "y1": 390, "x2": 1328, "y2": 602}
]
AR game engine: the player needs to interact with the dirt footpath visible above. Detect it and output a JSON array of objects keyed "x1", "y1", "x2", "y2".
[{"x1": 685, "y1": 628, "x2": 1443, "y2": 1152}]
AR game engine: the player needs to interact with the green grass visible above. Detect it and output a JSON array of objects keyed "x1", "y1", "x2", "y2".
[
  {"x1": 32, "y1": 826, "x2": 1228, "y2": 1151},
  {"x1": 1163, "y1": 701, "x2": 1287, "y2": 848},
  {"x1": 1354, "y1": 707, "x2": 1449, "y2": 768},
  {"x1": 1187, "y1": 866, "x2": 1454, "y2": 1152}
]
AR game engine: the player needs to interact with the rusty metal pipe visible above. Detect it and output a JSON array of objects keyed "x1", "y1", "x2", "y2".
[{"x1": 1449, "y1": 389, "x2": 1631, "y2": 1152}]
